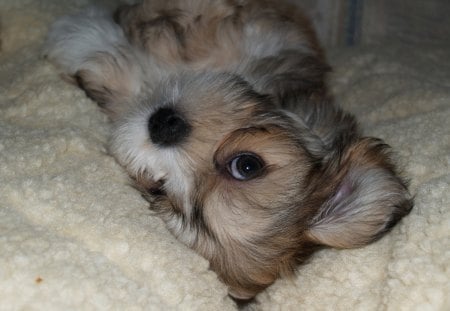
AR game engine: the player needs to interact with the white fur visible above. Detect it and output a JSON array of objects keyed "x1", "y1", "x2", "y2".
[
  {"x1": 112, "y1": 109, "x2": 199, "y2": 246},
  {"x1": 243, "y1": 22, "x2": 311, "y2": 58},
  {"x1": 109, "y1": 82, "x2": 197, "y2": 241},
  {"x1": 44, "y1": 7, "x2": 128, "y2": 74}
]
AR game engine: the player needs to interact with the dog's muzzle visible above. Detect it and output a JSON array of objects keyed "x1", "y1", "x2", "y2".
[{"x1": 148, "y1": 107, "x2": 191, "y2": 146}]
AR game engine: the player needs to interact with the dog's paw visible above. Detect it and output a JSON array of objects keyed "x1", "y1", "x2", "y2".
[
  {"x1": 43, "y1": 7, "x2": 144, "y2": 119},
  {"x1": 43, "y1": 6, "x2": 127, "y2": 75}
]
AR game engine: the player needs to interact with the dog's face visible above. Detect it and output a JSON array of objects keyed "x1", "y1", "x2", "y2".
[
  {"x1": 111, "y1": 73, "x2": 318, "y2": 233},
  {"x1": 109, "y1": 72, "x2": 412, "y2": 299},
  {"x1": 110, "y1": 73, "x2": 324, "y2": 297}
]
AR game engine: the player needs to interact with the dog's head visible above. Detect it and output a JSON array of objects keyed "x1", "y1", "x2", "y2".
[{"x1": 110, "y1": 72, "x2": 412, "y2": 299}]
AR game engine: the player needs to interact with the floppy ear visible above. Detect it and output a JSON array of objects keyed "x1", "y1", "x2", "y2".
[
  {"x1": 43, "y1": 7, "x2": 143, "y2": 119},
  {"x1": 306, "y1": 138, "x2": 413, "y2": 249}
]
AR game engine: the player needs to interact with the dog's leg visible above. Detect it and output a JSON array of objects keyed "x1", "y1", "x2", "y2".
[{"x1": 43, "y1": 7, "x2": 145, "y2": 119}]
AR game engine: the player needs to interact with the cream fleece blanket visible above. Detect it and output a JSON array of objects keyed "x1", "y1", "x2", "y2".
[{"x1": 0, "y1": 1, "x2": 449, "y2": 310}]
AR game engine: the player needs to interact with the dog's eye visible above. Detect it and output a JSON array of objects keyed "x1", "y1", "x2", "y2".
[{"x1": 227, "y1": 153, "x2": 264, "y2": 181}]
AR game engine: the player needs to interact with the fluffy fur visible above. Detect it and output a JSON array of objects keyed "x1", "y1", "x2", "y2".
[{"x1": 44, "y1": 0, "x2": 413, "y2": 300}]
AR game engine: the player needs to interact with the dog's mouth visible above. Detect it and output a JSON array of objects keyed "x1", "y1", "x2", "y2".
[
  {"x1": 133, "y1": 172, "x2": 167, "y2": 198},
  {"x1": 146, "y1": 182, "x2": 166, "y2": 196}
]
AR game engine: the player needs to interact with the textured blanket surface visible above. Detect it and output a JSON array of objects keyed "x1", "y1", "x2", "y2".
[{"x1": 0, "y1": 1, "x2": 449, "y2": 310}]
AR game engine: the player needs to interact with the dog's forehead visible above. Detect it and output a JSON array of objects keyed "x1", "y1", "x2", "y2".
[{"x1": 153, "y1": 72, "x2": 272, "y2": 116}]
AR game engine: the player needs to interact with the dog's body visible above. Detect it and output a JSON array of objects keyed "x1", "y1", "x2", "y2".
[{"x1": 45, "y1": 0, "x2": 412, "y2": 300}]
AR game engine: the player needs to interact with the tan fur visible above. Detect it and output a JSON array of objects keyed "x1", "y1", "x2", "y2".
[
  {"x1": 115, "y1": 0, "x2": 324, "y2": 70},
  {"x1": 45, "y1": 0, "x2": 413, "y2": 301}
]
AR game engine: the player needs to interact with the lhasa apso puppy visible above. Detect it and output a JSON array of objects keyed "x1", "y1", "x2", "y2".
[{"x1": 44, "y1": 0, "x2": 413, "y2": 300}]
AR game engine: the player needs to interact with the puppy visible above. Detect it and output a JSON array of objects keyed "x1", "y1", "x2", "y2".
[{"x1": 44, "y1": 0, "x2": 413, "y2": 300}]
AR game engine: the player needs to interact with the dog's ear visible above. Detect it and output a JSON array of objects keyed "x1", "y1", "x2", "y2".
[
  {"x1": 306, "y1": 138, "x2": 413, "y2": 249},
  {"x1": 44, "y1": 7, "x2": 143, "y2": 119}
]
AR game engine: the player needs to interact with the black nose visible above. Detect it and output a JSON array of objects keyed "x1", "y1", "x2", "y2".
[{"x1": 148, "y1": 107, "x2": 191, "y2": 146}]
